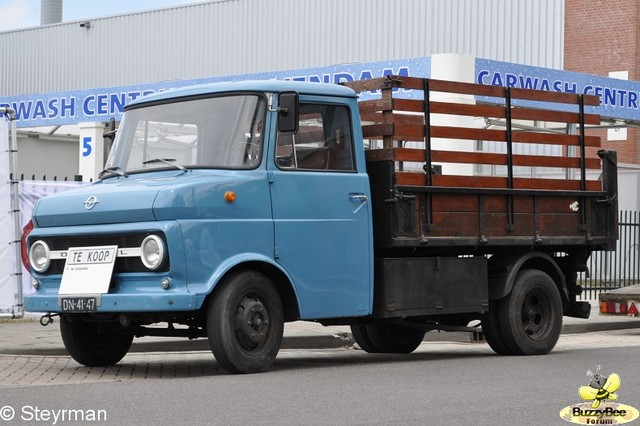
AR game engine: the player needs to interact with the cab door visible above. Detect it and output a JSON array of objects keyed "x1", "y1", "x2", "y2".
[{"x1": 268, "y1": 98, "x2": 372, "y2": 319}]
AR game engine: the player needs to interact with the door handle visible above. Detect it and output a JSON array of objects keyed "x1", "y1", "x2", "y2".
[{"x1": 349, "y1": 194, "x2": 368, "y2": 202}]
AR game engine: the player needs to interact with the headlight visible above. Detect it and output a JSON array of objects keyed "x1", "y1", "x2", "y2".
[
  {"x1": 29, "y1": 240, "x2": 51, "y2": 273},
  {"x1": 141, "y1": 235, "x2": 165, "y2": 270}
]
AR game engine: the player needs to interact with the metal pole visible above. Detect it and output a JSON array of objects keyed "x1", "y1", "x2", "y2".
[{"x1": 0, "y1": 107, "x2": 24, "y2": 319}]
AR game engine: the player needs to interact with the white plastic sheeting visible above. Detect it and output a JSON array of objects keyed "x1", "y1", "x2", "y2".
[
  {"x1": 17, "y1": 181, "x2": 88, "y2": 300},
  {"x1": 0, "y1": 113, "x2": 87, "y2": 313}
]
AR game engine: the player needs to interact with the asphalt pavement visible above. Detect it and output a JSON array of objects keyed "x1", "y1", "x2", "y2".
[{"x1": 1, "y1": 301, "x2": 639, "y2": 356}]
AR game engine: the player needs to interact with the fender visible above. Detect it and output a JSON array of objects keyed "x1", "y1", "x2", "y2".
[
  {"x1": 487, "y1": 251, "x2": 568, "y2": 305},
  {"x1": 192, "y1": 253, "x2": 299, "y2": 310}
]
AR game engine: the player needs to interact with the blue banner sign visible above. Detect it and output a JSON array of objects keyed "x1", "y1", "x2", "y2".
[
  {"x1": 475, "y1": 58, "x2": 640, "y2": 121},
  {"x1": 0, "y1": 58, "x2": 428, "y2": 128},
  {"x1": 4, "y1": 56, "x2": 639, "y2": 127}
]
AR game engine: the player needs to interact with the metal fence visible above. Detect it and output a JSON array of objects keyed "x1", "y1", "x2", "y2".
[
  {"x1": 579, "y1": 210, "x2": 640, "y2": 300},
  {"x1": 11, "y1": 174, "x2": 87, "y2": 182}
]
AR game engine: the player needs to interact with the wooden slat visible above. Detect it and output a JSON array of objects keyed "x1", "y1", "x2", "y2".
[
  {"x1": 395, "y1": 172, "x2": 429, "y2": 186},
  {"x1": 342, "y1": 77, "x2": 395, "y2": 92},
  {"x1": 396, "y1": 172, "x2": 601, "y2": 191},
  {"x1": 430, "y1": 102, "x2": 506, "y2": 118},
  {"x1": 392, "y1": 98, "x2": 423, "y2": 113},
  {"x1": 362, "y1": 123, "x2": 394, "y2": 138},
  {"x1": 397, "y1": 173, "x2": 510, "y2": 188},
  {"x1": 360, "y1": 99, "x2": 600, "y2": 125},
  {"x1": 429, "y1": 126, "x2": 504, "y2": 142},
  {"x1": 399, "y1": 77, "x2": 507, "y2": 98},
  {"x1": 348, "y1": 76, "x2": 600, "y2": 108},
  {"x1": 357, "y1": 98, "x2": 394, "y2": 113},
  {"x1": 375, "y1": 76, "x2": 601, "y2": 107},
  {"x1": 514, "y1": 178, "x2": 601, "y2": 191},
  {"x1": 366, "y1": 148, "x2": 601, "y2": 170},
  {"x1": 406, "y1": 149, "x2": 600, "y2": 169},
  {"x1": 428, "y1": 125, "x2": 601, "y2": 147},
  {"x1": 363, "y1": 123, "x2": 601, "y2": 147}
]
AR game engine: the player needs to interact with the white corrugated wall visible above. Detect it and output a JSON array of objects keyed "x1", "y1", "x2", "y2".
[{"x1": 0, "y1": 0, "x2": 564, "y2": 96}]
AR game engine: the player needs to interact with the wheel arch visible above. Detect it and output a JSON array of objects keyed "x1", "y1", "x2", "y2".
[
  {"x1": 203, "y1": 258, "x2": 301, "y2": 322},
  {"x1": 488, "y1": 251, "x2": 568, "y2": 308}
]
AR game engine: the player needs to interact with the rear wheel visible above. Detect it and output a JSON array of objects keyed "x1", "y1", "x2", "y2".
[
  {"x1": 481, "y1": 299, "x2": 514, "y2": 355},
  {"x1": 352, "y1": 324, "x2": 425, "y2": 353},
  {"x1": 498, "y1": 269, "x2": 563, "y2": 355},
  {"x1": 350, "y1": 324, "x2": 379, "y2": 353},
  {"x1": 60, "y1": 317, "x2": 133, "y2": 366},
  {"x1": 207, "y1": 271, "x2": 284, "y2": 374}
]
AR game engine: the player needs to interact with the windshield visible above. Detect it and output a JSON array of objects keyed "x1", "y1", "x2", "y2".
[{"x1": 104, "y1": 94, "x2": 266, "y2": 175}]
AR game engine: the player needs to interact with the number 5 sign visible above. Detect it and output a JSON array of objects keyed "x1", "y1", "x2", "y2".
[
  {"x1": 82, "y1": 136, "x2": 92, "y2": 157},
  {"x1": 78, "y1": 122, "x2": 106, "y2": 182}
]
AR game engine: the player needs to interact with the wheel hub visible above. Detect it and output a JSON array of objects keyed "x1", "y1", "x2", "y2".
[
  {"x1": 522, "y1": 294, "x2": 546, "y2": 336},
  {"x1": 234, "y1": 296, "x2": 270, "y2": 350}
]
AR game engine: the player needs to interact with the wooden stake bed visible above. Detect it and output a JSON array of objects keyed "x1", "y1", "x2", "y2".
[{"x1": 343, "y1": 76, "x2": 618, "y2": 252}]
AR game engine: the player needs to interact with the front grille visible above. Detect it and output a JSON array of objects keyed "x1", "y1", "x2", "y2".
[{"x1": 37, "y1": 233, "x2": 169, "y2": 275}]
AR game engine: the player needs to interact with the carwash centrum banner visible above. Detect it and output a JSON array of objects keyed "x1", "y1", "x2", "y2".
[
  {"x1": 0, "y1": 57, "x2": 429, "y2": 128},
  {"x1": 475, "y1": 58, "x2": 640, "y2": 121},
  {"x1": 4, "y1": 55, "x2": 640, "y2": 128}
]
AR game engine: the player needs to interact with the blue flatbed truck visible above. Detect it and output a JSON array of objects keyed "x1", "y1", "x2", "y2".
[{"x1": 24, "y1": 76, "x2": 618, "y2": 373}]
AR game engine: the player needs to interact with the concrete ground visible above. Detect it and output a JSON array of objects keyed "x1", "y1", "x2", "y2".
[{"x1": 1, "y1": 302, "x2": 639, "y2": 356}]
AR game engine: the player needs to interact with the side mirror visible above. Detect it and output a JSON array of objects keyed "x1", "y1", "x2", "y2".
[
  {"x1": 103, "y1": 117, "x2": 117, "y2": 141},
  {"x1": 277, "y1": 92, "x2": 299, "y2": 134}
]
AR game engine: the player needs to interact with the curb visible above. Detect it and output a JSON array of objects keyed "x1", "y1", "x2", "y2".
[
  {"x1": 0, "y1": 334, "x2": 356, "y2": 357},
  {"x1": 4, "y1": 320, "x2": 639, "y2": 357}
]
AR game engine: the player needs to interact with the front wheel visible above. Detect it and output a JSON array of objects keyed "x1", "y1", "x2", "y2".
[
  {"x1": 207, "y1": 271, "x2": 284, "y2": 374},
  {"x1": 498, "y1": 269, "x2": 563, "y2": 355},
  {"x1": 60, "y1": 317, "x2": 133, "y2": 366}
]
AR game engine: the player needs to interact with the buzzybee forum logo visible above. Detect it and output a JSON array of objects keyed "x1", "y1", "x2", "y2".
[{"x1": 559, "y1": 366, "x2": 639, "y2": 424}]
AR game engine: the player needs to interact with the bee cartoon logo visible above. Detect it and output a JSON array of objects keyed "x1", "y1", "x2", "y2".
[
  {"x1": 560, "y1": 366, "x2": 639, "y2": 424},
  {"x1": 579, "y1": 367, "x2": 620, "y2": 409}
]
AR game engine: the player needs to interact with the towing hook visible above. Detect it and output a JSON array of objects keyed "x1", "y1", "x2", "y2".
[{"x1": 39, "y1": 313, "x2": 57, "y2": 326}]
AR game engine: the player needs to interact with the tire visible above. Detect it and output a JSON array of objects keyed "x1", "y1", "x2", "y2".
[
  {"x1": 481, "y1": 299, "x2": 514, "y2": 355},
  {"x1": 207, "y1": 271, "x2": 284, "y2": 374},
  {"x1": 350, "y1": 324, "x2": 379, "y2": 353},
  {"x1": 60, "y1": 317, "x2": 133, "y2": 367},
  {"x1": 498, "y1": 269, "x2": 563, "y2": 355},
  {"x1": 356, "y1": 324, "x2": 425, "y2": 354}
]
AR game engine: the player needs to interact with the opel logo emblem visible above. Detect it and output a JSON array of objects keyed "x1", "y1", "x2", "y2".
[{"x1": 83, "y1": 195, "x2": 99, "y2": 210}]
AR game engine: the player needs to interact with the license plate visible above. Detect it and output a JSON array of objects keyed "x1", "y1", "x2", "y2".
[
  {"x1": 60, "y1": 297, "x2": 97, "y2": 312},
  {"x1": 59, "y1": 245, "x2": 118, "y2": 295}
]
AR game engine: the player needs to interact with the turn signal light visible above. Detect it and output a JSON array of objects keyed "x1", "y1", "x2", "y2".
[{"x1": 224, "y1": 191, "x2": 236, "y2": 203}]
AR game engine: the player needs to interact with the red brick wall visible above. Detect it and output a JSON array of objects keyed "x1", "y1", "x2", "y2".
[{"x1": 565, "y1": 0, "x2": 640, "y2": 165}]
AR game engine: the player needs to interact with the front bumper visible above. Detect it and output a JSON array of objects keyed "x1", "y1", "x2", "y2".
[
  {"x1": 25, "y1": 220, "x2": 197, "y2": 313},
  {"x1": 25, "y1": 283, "x2": 198, "y2": 313}
]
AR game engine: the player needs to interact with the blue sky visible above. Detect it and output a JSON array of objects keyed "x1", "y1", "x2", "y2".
[{"x1": 0, "y1": 0, "x2": 202, "y2": 31}]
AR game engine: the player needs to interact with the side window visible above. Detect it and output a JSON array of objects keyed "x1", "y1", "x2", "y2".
[{"x1": 276, "y1": 104, "x2": 355, "y2": 172}]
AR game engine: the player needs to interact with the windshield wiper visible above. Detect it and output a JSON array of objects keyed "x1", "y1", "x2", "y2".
[
  {"x1": 98, "y1": 166, "x2": 128, "y2": 179},
  {"x1": 142, "y1": 158, "x2": 187, "y2": 171}
]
